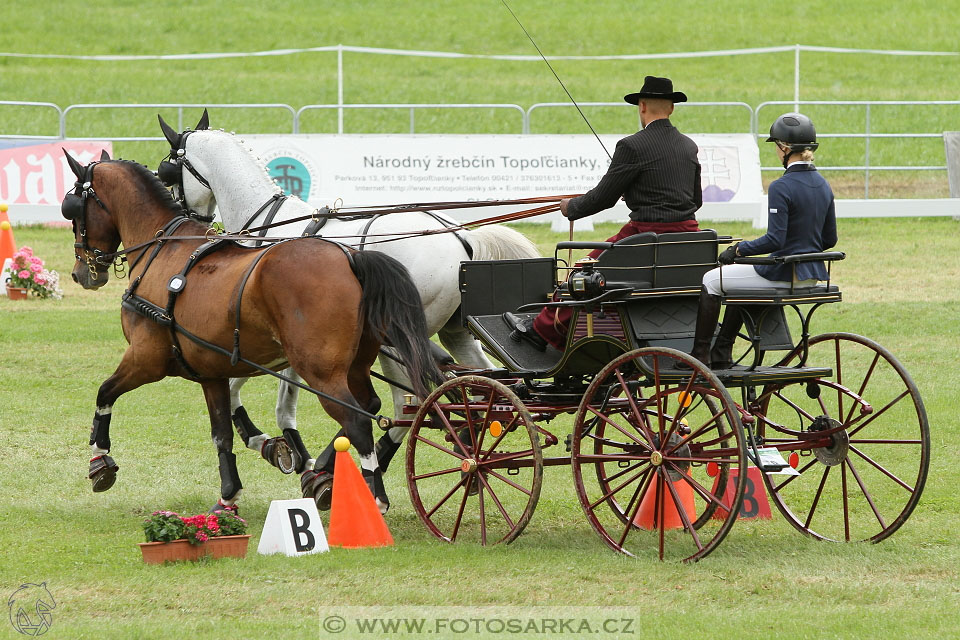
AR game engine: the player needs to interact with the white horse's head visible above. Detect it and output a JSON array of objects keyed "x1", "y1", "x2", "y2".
[{"x1": 157, "y1": 111, "x2": 218, "y2": 222}]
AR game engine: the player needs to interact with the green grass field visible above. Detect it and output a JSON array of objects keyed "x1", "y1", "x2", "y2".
[
  {"x1": 1, "y1": 3, "x2": 959, "y2": 638},
  {"x1": 1, "y1": 218, "x2": 958, "y2": 639}
]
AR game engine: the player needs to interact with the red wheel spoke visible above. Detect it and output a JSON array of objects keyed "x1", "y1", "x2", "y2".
[
  {"x1": 663, "y1": 375, "x2": 698, "y2": 447},
  {"x1": 483, "y1": 469, "x2": 534, "y2": 496},
  {"x1": 845, "y1": 456, "x2": 886, "y2": 530},
  {"x1": 477, "y1": 472, "x2": 516, "y2": 530},
  {"x1": 846, "y1": 389, "x2": 910, "y2": 439},
  {"x1": 478, "y1": 483, "x2": 487, "y2": 546},
  {"x1": 844, "y1": 351, "x2": 881, "y2": 425},
  {"x1": 412, "y1": 465, "x2": 462, "y2": 481},
  {"x1": 772, "y1": 389, "x2": 818, "y2": 423},
  {"x1": 426, "y1": 473, "x2": 470, "y2": 519},
  {"x1": 803, "y1": 466, "x2": 831, "y2": 530},
  {"x1": 413, "y1": 432, "x2": 467, "y2": 460},
  {"x1": 656, "y1": 473, "x2": 666, "y2": 561},
  {"x1": 588, "y1": 464, "x2": 652, "y2": 512},
  {"x1": 584, "y1": 404, "x2": 652, "y2": 450},
  {"x1": 448, "y1": 477, "x2": 471, "y2": 542},
  {"x1": 614, "y1": 369, "x2": 657, "y2": 445},
  {"x1": 665, "y1": 404, "x2": 727, "y2": 456},
  {"x1": 616, "y1": 468, "x2": 655, "y2": 549},
  {"x1": 664, "y1": 468, "x2": 704, "y2": 553},
  {"x1": 431, "y1": 402, "x2": 473, "y2": 457},
  {"x1": 667, "y1": 462, "x2": 729, "y2": 511},
  {"x1": 849, "y1": 445, "x2": 914, "y2": 492},
  {"x1": 772, "y1": 456, "x2": 820, "y2": 492}
]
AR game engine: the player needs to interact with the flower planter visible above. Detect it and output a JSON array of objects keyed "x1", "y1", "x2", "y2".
[
  {"x1": 5, "y1": 285, "x2": 28, "y2": 300},
  {"x1": 138, "y1": 534, "x2": 251, "y2": 564}
]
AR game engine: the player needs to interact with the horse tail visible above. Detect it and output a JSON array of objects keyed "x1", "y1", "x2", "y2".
[
  {"x1": 464, "y1": 224, "x2": 540, "y2": 261},
  {"x1": 350, "y1": 251, "x2": 443, "y2": 399}
]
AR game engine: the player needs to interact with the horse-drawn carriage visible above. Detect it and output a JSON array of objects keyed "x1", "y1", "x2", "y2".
[
  {"x1": 394, "y1": 230, "x2": 929, "y2": 561},
  {"x1": 62, "y1": 115, "x2": 928, "y2": 563}
]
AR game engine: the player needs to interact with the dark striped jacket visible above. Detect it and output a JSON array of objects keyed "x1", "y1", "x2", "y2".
[{"x1": 566, "y1": 118, "x2": 702, "y2": 223}]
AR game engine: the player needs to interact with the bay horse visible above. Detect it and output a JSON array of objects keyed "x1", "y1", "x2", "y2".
[
  {"x1": 62, "y1": 151, "x2": 441, "y2": 513},
  {"x1": 156, "y1": 112, "x2": 540, "y2": 503}
]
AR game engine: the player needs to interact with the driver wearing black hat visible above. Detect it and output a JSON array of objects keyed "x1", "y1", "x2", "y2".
[{"x1": 505, "y1": 76, "x2": 702, "y2": 351}]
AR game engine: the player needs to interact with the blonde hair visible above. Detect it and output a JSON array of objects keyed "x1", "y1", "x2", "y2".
[{"x1": 799, "y1": 149, "x2": 815, "y2": 162}]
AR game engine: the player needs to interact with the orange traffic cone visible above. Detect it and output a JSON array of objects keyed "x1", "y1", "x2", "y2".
[
  {"x1": 0, "y1": 203, "x2": 16, "y2": 267},
  {"x1": 326, "y1": 437, "x2": 394, "y2": 548},
  {"x1": 634, "y1": 474, "x2": 697, "y2": 530}
]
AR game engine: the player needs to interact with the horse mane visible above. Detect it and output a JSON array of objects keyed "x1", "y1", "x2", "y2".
[
  {"x1": 196, "y1": 129, "x2": 281, "y2": 195},
  {"x1": 113, "y1": 160, "x2": 185, "y2": 216}
]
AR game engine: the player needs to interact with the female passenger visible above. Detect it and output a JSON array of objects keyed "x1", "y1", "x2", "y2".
[{"x1": 689, "y1": 112, "x2": 838, "y2": 369}]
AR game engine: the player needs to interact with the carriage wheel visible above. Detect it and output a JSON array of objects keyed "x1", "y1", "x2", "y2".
[
  {"x1": 406, "y1": 375, "x2": 543, "y2": 545},
  {"x1": 757, "y1": 332, "x2": 930, "y2": 542},
  {"x1": 571, "y1": 348, "x2": 747, "y2": 562}
]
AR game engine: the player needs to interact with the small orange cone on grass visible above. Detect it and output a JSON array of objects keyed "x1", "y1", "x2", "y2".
[
  {"x1": 0, "y1": 203, "x2": 16, "y2": 267},
  {"x1": 326, "y1": 437, "x2": 394, "y2": 548},
  {"x1": 634, "y1": 474, "x2": 697, "y2": 531}
]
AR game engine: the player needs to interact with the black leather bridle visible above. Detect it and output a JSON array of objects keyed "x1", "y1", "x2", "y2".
[
  {"x1": 157, "y1": 129, "x2": 216, "y2": 223},
  {"x1": 61, "y1": 160, "x2": 113, "y2": 278}
]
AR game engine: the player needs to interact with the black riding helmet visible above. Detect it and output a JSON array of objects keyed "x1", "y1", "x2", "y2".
[{"x1": 766, "y1": 112, "x2": 819, "y2": 152}]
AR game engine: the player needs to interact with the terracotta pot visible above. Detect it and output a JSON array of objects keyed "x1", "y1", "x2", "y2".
[
  {"x1": 5, "y1": 285, "x2": 28, "y2": 300},
  {"x1": 138, "y1": 534, "x2": 251, "y2": 564}
]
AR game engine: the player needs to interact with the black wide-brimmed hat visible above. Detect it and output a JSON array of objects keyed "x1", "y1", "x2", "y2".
[{"x1": 624, "y1": 76, "x2": 687, "y2": 105}]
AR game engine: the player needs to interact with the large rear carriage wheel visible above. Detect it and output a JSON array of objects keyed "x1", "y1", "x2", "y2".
[
  {"x1": 571, "y1": 348, "x2": 747, "y2": 562},
  {"x1": 756, "y1": 333, "x2": 930, "y2": 542},
  {"x1": 406, "y1": 376, "x2": 543, "y2": 545}
]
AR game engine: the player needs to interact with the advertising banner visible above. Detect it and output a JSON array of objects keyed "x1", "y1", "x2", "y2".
[
  {"x1": 0, "y1": 141, "x2": 113, "y2": 224},
  {"x1": 244, "y1": 134, "x2": 763, "y2": 224}
]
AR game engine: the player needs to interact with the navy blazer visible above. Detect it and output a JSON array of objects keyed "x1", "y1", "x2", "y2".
[
  {"x1": 738, "y1": 163, "x2": 838, "y2": 282},
  {"x1": 566, "y1": 118, "x2": 701, "y2": 223}
]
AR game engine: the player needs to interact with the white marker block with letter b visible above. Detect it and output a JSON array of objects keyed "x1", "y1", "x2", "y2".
[{"x1": 257, "y1": 498, "x2": 329, "y2": 556}]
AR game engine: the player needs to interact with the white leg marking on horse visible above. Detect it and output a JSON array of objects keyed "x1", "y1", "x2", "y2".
[
  {"x1": 220, "y1": 490, "x2": 242, "y2": 507},
  {"x1": 247, "y1": 434, "x2": 268, "y2": 452},
  {"x1": 359, "y1": 452, "x2": 379, "y2": 473},
  {"x1": 90, "y1": 445, "x2": 109, "y2": 456},
  {"x1": 97, "y1": 406, "x2": 112, "y2": 415}
]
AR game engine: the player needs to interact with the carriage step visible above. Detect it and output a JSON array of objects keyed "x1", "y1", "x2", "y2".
[{"x1": 748, "y1": 447, "x2": 799, "y2": 475}]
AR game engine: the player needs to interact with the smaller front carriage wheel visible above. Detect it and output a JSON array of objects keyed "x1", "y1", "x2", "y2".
[
  {"x1": 571, "y1": 348, "x2": 747, "y2": 562},
  {"x1": 406, "y1": 376, "x2": 543, "y2": 545}
]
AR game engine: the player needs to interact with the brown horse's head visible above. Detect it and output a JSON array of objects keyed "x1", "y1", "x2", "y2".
[
  {"x1": 62, "y1": 151, "x2": 120, "y2": 290},
  {"x1": 62, "y1": 152, "x2": 184, "y2": 290}
]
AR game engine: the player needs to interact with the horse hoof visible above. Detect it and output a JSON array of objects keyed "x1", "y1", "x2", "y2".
[
  {"x1": 261, "y1": 437, "x2": 298, "y2": 475},
  {"x1": 209, "y1": 500, "x2": 239, "y2": 514},
  {"x1": 89, "y1": 455, "x2": 118, "y2": 493},
  {"x1": 376, "y1": 497, "x2": 390, "y2": 515},
  {"x1": 301, "y1": 470, "x2": 333, "y2": 511}
]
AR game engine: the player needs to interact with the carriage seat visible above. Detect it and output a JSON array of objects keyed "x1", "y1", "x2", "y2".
[
  {"x1": 718, "y1": 252, "x2": 845, "y2": 304},
  {"x1": 558, "y1": 229, "x2": 719, "y2": 292}
]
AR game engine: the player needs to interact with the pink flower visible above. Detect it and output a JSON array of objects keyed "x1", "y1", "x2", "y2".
[
  {"x1": 34, "y1": 276, "x2": 46, "y2": 285},
  {"x1": 29, "y1": 256, "x2": 42, "y2": 265},
  {"x1": 196, "y1": 531, "x2": 208, "y2": 542},
  {"x1": 19, "y1": 246, "x2": 33, "y2": 257},
  {"x1": 17, "y1": 270, "x2": 30, "y2": 279},
  {"x1": 30, "y1": 263, "x2": 42, "y2": 273}
]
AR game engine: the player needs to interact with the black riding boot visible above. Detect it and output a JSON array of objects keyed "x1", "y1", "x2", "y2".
[
  {"x1": 709, "y1": 306, "x2": 742, "y2": 369},
  {"x1": 689, "y1": 286, "x2": 723, "y2": 366}
]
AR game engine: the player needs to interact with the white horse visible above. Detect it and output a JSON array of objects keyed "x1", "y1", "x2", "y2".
[{"x1": 157, "y1": 112, "x2": 540, "y2": 507}]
